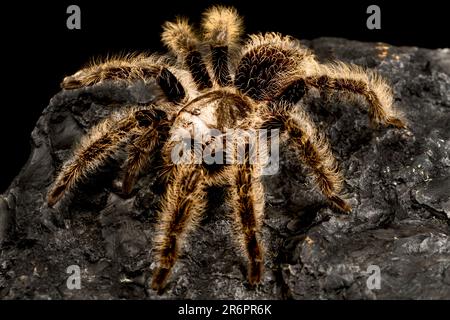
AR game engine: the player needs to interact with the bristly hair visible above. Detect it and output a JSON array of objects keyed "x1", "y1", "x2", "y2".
[
  {"x1": 309, "y1": 62, "x2": 406, "y2": 128},
  {"x1": 161, "y1": 17, "x2": 199, "y2": 54},
  {"x1": 202, "y1": 6, "x2": 243, "y2": 47},
  {"x1": 47, "y1": 107, "x2": 144, "y2": 207},
  {"x1": 234, "y1": 33, "x2": 314, "y2": 100}
]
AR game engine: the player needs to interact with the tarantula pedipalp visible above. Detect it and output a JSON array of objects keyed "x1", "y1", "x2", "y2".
[{"x1": 47, "y1": 6, "x2": 406, "y2": 293}]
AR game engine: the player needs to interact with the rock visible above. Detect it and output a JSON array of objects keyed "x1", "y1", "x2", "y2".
[
  {"x1": 0, "y1": 38, "x2": 449, "y2": 299},
  {"x1": 0, "y1": 196, "x2": 12, "y2": 244}
]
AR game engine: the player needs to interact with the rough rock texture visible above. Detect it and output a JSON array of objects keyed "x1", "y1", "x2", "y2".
[{"x1": 0, "y1": 38, "x2": 449, "y2": 299}]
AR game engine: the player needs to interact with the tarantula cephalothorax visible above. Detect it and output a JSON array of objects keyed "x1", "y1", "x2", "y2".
[{"x1": 47, "y1": 6, "x2": 406, "y2": 292}]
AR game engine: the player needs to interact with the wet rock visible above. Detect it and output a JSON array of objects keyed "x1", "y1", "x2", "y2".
[{"x1": 0, "y1": 38, "x2": 449, "y2": 299}]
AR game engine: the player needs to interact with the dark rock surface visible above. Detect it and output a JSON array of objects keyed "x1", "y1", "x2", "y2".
[{"x1": 1, "y1": 38, "x2": 449, "y2": 299}]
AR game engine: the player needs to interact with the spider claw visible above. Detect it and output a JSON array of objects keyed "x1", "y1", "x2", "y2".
[
  {"x1": 247, "y1": 260, "x2": 263, "y2": 286},
  {"x1": 151, "y1": 267, "x2": 171, "y2": 294},
  {"x1": 122, "y1": 174, "x2": 135, "y2": 195},
  {"x1": 329, "y1": 195, "x2": 352, "y2": 213},
  {"x1": 387, "y1": 117, "x2": 407, "y2": 129},
  {"x1": 47, "y1": 196, "x2": 58, "y2": 208},
  {"x1": 47, "y1": 185, "x2": 66, "y2": 207},
  {"x1": 61, "y1": 76, "x2": 83, "y2": 90}
]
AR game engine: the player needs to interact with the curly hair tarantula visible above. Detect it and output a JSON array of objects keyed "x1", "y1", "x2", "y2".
[{"x1": 47, "y1": 6, "x2": 406, "y2": 293}]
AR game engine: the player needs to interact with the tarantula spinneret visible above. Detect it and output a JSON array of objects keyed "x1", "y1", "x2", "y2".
[{"x1": 47, "y1": 6, "x2": 406, "y2": 293}]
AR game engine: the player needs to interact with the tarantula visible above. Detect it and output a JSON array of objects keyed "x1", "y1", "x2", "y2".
[{"x1": 47, "y1": 6, "x2": 405, "y2": 292}]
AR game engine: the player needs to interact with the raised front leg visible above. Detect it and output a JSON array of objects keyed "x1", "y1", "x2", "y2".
[
  {"x1": 202, "y1": 6, "x2": 243, "y2": 86},
  {"x1": 162, "y1": 18, "x2": 213, "y2": 90}
]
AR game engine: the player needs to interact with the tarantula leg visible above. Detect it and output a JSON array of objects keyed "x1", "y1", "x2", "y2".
[
  {"x1": 122, "y1": 109, "x2": 171, "y2": 194},
  {"x1": 47, "y1": 107, "x2": 155, "y2": 207},
  {"x1": 155, "y1": 138, "x2": 181, "y2": 185},
  {"x1": 273, "y1": 78, "x2": 307, "y2": 105},
  {"x1": 61, "y1": 55, "x2": 186, "y2": 103},
  {"x1": 211, "y1": 46, "x2": 232, "y2": 86},
  {"x1": 122, "y1": 127, "x2": 159, "y2": 194},
  {"x1": 155, "y1": 68, "x2": 186, "y2": 103},
  {"x1": 162, "y1": 18, "x2": 213, "y2": 90},
  {"x1": 202, "y1": 6, "x2": 243, "y2": 86},
  {"x1": 227, "y1": 146, "x2": 265, "y2": 285},
  {"x1": 304, "y1": 63, "x2": 406, "y2": 128},
  {"x1": 152, "y1": 165, "x2": 207, "y2": 292},
  {"x1": 263, "y1": 106, "x2": 351, "y2": 213}
]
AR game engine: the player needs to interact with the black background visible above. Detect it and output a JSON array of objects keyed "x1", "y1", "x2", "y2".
[
  {"x1": 0, "y1": 299, "x2": 447, "y2": 319},
  {"x1": 1, "y1": 0, "x2": 448, "y2": 192}
]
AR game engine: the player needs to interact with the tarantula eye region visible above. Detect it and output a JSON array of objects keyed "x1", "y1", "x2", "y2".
[{"x1": 191, "y1": 108, "x2": 201, "y2": 115}]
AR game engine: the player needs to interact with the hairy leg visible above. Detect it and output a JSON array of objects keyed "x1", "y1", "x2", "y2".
[
  {"x1": 202, "y1": 6, "x2": 243, "y2": 86},
  {"x1": 62, "y1": 55, "x2": 186, "y2": 103},
  {"x1": 151, "y1": 165, "x2": 207, "y2": 292},
  {"x1": 227, "y1": 146, "x2": 265, "y2": 285},
  {"x1": 276, "y1": 62, "x2": 406, "y2": 128},
  {"x1": 162, "y1": 18, "x2": 212, "y2": 90},
  {"x1": 262, "y1": 106, "x2": 351, "y2": 212},
  {"x1": 122, "y1": 109, "x2": 171, "y2": 194},
  {"x1": 47, "y1": 107, "x2": 166, "y2": 206}
]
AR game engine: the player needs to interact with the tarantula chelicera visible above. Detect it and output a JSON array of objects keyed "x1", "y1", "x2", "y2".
[{"x1": 47, "y1": 6, "x2": 405, "y2": 292}]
